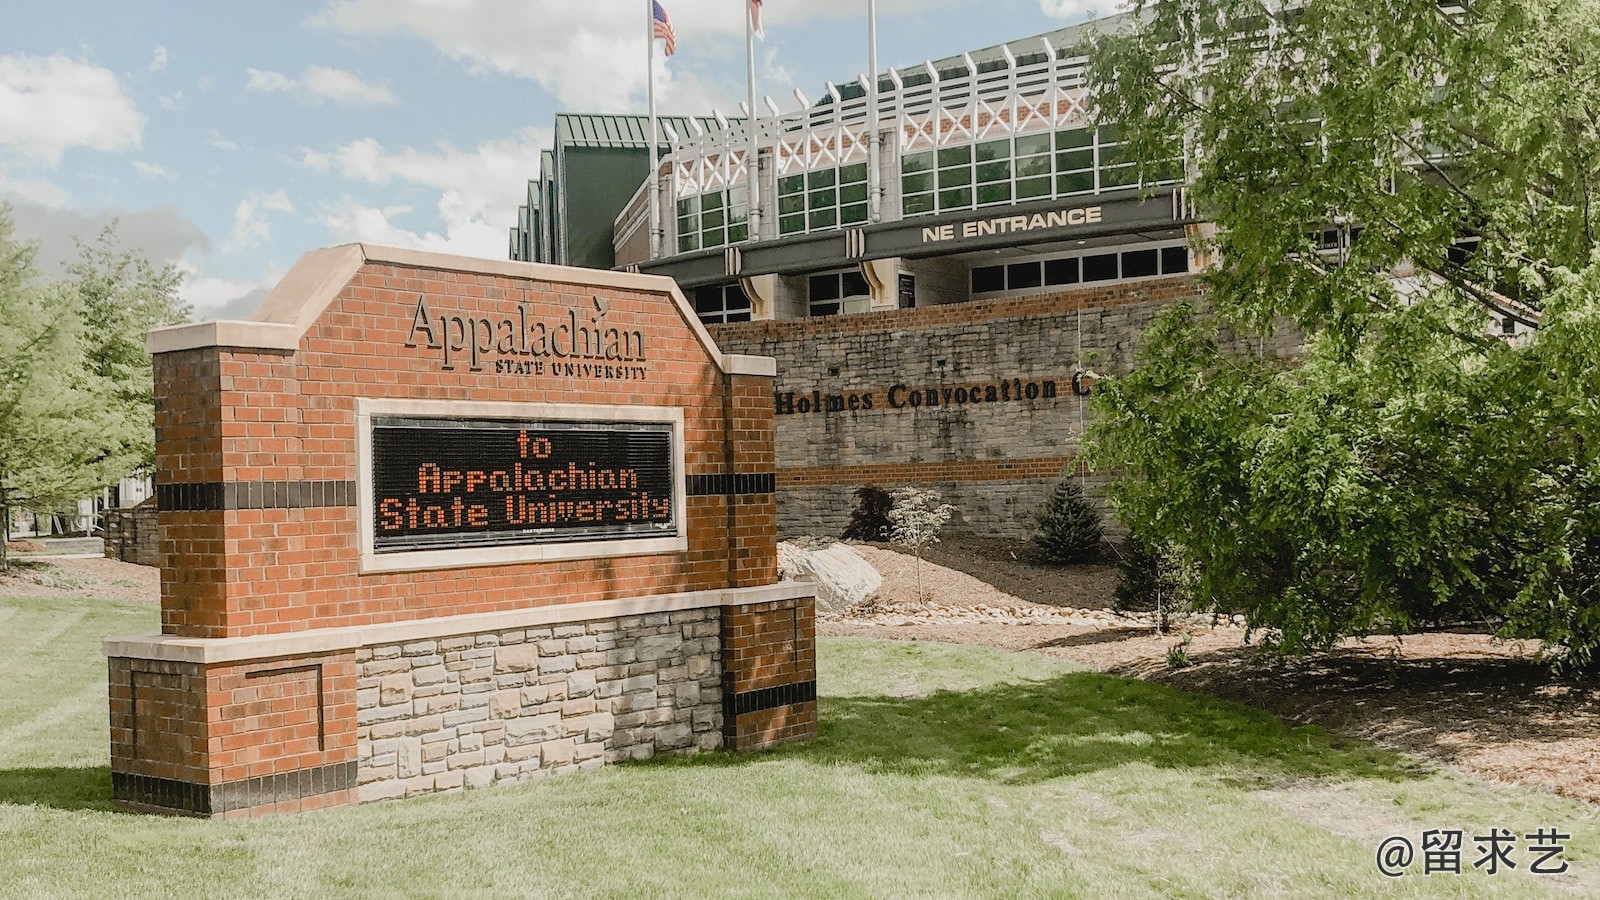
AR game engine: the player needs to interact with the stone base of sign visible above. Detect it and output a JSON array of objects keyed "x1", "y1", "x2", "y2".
[{"x1": 106, "y1": 582, "x2": 815, "y2": 818}]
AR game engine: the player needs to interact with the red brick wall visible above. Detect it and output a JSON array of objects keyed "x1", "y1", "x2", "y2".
[
  {"x1": 153, "y1": 263, "x2": 776, "y2": 639},
  {"x1": 721, "y1": 598, "x2": 818, "y2": 750}
]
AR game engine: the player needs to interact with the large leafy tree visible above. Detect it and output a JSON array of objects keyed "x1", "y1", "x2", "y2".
[
  {"x1": 0, "y1": 208, "x2": 187, "y2": 569},
  {"x1": 1083, "y1": 1, "x2": 1600, "y2": 664}
]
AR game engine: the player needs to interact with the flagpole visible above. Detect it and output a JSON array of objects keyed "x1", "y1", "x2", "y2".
[
  {"x1": 745, "y1": 2, "x2": 761, "y2": 242},
  {"x1": 867, "y1": 0, "x2": 881, "y2": 223},
  {"x1": 647, "y1": 0, "x2": 661, "y2": 259}
]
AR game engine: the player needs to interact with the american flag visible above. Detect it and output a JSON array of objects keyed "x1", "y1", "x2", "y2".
[
  {"x1": 652, "y1": 1, "x2": 676, "y2": 57},
  {"x1": 750, "y1": 0, "x2": 764, "y2": 39}
]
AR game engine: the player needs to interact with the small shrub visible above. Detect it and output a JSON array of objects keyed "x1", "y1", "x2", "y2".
[
  {"x1": 1033, "y1": 478, "x2": 1104, "y2": 564},
  {"x1": 842, "y1": 486, "x2": 894, "y2": 542},
  {"x1": 888, "y1": 487, "x2": 955, "y2": 603},
  {"x1": 1166, "y1": 635, "x2": 1193, "y2": 670},
  {"x1": 1114, "y1": 531, "x2": 1193, "y2": 634}
]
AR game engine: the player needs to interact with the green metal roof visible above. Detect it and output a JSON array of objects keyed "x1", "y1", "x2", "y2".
[{"x1": 554, "y1": 113, "x2": 742, "y2": 149}]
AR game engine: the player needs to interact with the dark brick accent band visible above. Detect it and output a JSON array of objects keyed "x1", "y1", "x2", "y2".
[
  {"x1": 724, "y1": 680, "x2": 817, "y2": 718},
  {"x1": 687, "y1": 472, "x2": 776, "y2": 497},
  {"x1": 157, "y1": 480, "x2": 357, "y2": 511},
  {"x1": 113, "y1": 761, "x2": 357, "y2": 816}
]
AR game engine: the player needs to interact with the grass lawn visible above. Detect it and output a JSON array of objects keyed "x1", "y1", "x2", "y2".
[{"x1": 1, "y1": 596, "x2": 1597, "y2": 898}]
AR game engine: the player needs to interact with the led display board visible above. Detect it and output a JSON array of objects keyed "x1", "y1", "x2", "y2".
[{"x1": 370, "y1": 417, "x2": 675, "y2": 553}]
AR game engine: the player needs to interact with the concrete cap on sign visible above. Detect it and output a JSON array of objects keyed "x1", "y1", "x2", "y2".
[{"x1": 146, "y1": 242, "x2": 779, "y2": 378}]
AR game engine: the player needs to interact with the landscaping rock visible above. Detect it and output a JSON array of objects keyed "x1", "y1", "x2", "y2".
[{"x1": 778, "y1": 539, "x2": 882, "y2": 614}]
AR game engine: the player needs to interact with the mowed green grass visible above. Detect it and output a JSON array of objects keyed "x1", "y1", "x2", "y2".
[{"x1": 1, "y1": 597, "x2": 1598, "y2": 898}]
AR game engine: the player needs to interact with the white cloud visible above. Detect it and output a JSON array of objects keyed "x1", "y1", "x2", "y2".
[
  {"x1": 0, "y1": 173, "x2": 69, "y2": 208},
  {"x1": 158, "y1": 90, "x2": 183, "y2": 111},
  {"x1": 148, "y1": 45, "x2": 169, "y2": 73},
  {"x1": 245, "y1": 65, "x2": 397, "y2": 106},
  {"x1": 208, "y1": 129, "x2": 240, "y2": 152},
  {"x1": 173, "y1": 260, "x2": 279, "y2": 319},
  {"x1": 223, "y1": 188, "x2": 295, "y2": 253},
  {"x1": 132, "y1": 160, "x2": 175, "y2": 181},
  {"x1": 303, "y1": 129, "x2": 547, "y2": 258},
  {"x1": 4, "y1": 199, "x2": 210, "y2": 275},
  {"x1": 0, "y1": 53, "x2": 144, "y2": 165}
]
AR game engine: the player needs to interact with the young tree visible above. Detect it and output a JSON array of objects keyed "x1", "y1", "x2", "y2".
[
  {"x1": 1033, "y1": 477, "x2": 1105, "y2": 564},
  {"x1": 888, "y1": 487, "x2": 955, "y2": 603},
  {"x1": 1085, "y1": 1, "x2": 1600, "y2": 665},
  {"x1": 62, "y1": 224, "x2": 189, "y2": 472}
]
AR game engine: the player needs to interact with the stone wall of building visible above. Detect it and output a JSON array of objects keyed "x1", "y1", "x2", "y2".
[
  {"x1": 355, "y1": 608, "x2": 722, "y2": 801},
  {"x1": 712, "y1": 277, "x2": 1210, "y2": 538},
  {"x1": 102, "y1": 497, "x2": 159, "y2": 567}
]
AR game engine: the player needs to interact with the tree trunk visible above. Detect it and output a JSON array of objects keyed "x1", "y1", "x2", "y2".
[{"x1": 0, "y1": 498, "x2": 10, "y2": 573}]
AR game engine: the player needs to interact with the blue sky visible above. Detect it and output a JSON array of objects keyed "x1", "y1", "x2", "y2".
[{"x1": 1, "y1": 1, "x2": 1103, "y2": 319}]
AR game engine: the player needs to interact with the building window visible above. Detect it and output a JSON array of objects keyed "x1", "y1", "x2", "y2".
[
  {"x1": 808, "y1": 269, "x2": 872, "y2": 317},
  {"x1": 901, "y1": 127, "x2": 1184, "y2": 219},
  {"x1": 778, "y1": 164, "x2": 868, "y2": 237},
  {"x1": 969, "y1": 243, "x2": 1190, "y2": 296},
  {"x1": 692, "y1": 283, "x2": 752, "y2": 325},
  {"x1": 676, "y1": 186, "x2": 749, "y2": 253}
]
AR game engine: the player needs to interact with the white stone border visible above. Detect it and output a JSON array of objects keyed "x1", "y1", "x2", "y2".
[
  {"x1": 355, "y1": 398, "x2": 688, "y2": 574},
  {"x1": 103, "y1": 582, "x2": 815, "y2": 665}
]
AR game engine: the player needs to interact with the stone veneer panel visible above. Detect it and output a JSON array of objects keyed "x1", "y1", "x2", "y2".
[{"x1": 355, "y1": 607, "x2": 723, "y2": 800}]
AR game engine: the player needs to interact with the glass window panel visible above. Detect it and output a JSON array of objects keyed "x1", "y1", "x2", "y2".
[
  {"x1": 729, "y1": 185, "x2": 749, "y2": 206},
  {"x1": 842, "y1": 297, "x2": 872, "y2": 315},
  {"x1": 977, "y1": 182, "x2": 1012, "y2": 205},
  {"x1": 808, "y1": 188, "x2": 837, "y2": 208},
  {"x1": 938, "y1": 187, "x2": 973, "y2": 209},
  {"x1": 903, "y1": 193, "x2": 936, "y2": 216},
  {"x1": 1015, "y1": 133, "x2": 1052, "y2": 156},
  {"x1": 1056, "y1": 149, "x2": 1093, "y2": 171},
  {"x1": 779, "y1": 175, "x2": 805, "y2": 195},
  {"x1": 901, "y1": 151, "x2": 934, "y2": 174},
  {"x1": 840, "y1": 183, "x2": 868, "y2": 204},
  {"x1": 778, "y1": 194, "x2": 806, "y2": 215},
  {"x1": 704, "y1": 227, "x2": 726, "y2": 247},
  {"x1": 779, "y1": 214, "x2": 806, "y2": 234},
  {"x1": 809, "y1": 274, "x2": 841, "y2": 301},
  {"x1": 976, "y1": 160, "x2": 1011, "y2": 183},
  {"x1": 678, "y1": 233, "x2": 699, "y2": 252},
  {"x1": 1008, "y1": 262, "x2": 1043, "y2": 290},
  {"x1": 840, "y1": 204, "x2": 868, "y2": 224},
  {"x1": 902, "y1": 173, "x2": 934, "y2": 194},
  {"x1": 694, "y1": 287, "x2": 723, "y2": 314},
  {"x1": 839, "y1": 163, "x2": 868, "y2": 184},
  {"x1": 809, "y1": 207, "x2": 838, "y2": 228},
  {"x1": 1057, "y1": 171, "x2": 1095, "y2": 194},
  {"x1": 1098, "y1": 124, "x2": 1124, "y2": 143},
  {"x1": 1083, "y1": 252, "x2": 1119, "y2": 281},
  {"x1": 1100, "y1": 165, "x2": 1139, "y2": 188},
  {"x1": 702, "y1": 209, "x2": 725, "y2": 229},
  {"x1": 970, "y1": 266, "x2": 1005, "y2": 293},
  {"x1": 727, "y1": 203, "x2": 748, "y2": 224},
  {"x1": 938, "y1": 167, "x2": 972, "y2": 188},
  {"x1": 1122, "y1": 248, "x2": 1159, "y2": 277},
  {"x1": 841, "y1": 270, "x2": 870, "y2": 297},
  {"x1": 937, "y1": 145, "x2": 972, "y2": 167},
  {"x1": 1098, "y1": 144, "x2": 1130, "y2": 167},
  {"x1": 676, "y1": 198, "x2": 696, "y2": 217},
  {"x1": 701, "y1": 192, "x2": 724, "y2": 210},
  {"x1": 810, "y1": 302, "x2": 841, "y2": 317},
  {"x1": 725, "y1": 308, "x2": 752, "y2": 323},
  {"x1": 1161, "y1": 246, "x2": 1189, "y2": 274},
  {"x1": 1044, "y1": 257, "x2": 1080, "y2": 285},
  {"x1": 975, "y1": 139, "x2": 1009, "y2": 162},
  {"x1": 1056, "y1": 128, "x2": 1093, "y2": 150},
  {"x1": 1016, "y1": 155, "x2": 1051, "y2": 178},
  {"x1": 729, "y1": 223, "x2": 749, "y2": 243},
  {"x1": 1016, "y1": 176, "x2": 1052, "y2": 200},
  {"x1": 807, "y1": 169, "x2": 836, "y2": 189}
]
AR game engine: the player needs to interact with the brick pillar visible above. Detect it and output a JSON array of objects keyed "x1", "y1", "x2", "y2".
[
  {"x1": 723, "y1": 367, "x2": 778, "y2": 588},
  {"x1": 721, "y1": 597, "x2": 818, "y2": 750}
]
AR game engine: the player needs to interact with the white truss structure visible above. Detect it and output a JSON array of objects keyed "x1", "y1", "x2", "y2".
[{"x1": 670, "y1": 37, "x2": 1097, "y2": 198}]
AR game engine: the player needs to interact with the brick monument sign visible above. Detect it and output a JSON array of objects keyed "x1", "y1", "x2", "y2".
[{"x1": 104, "y1": 244, "x2": 816, "y2": 817}]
